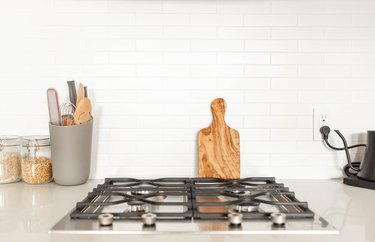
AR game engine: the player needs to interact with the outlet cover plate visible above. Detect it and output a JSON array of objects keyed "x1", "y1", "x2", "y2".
[{"x1": 313, "y1": 107, "x2": 330, "y2": 141}]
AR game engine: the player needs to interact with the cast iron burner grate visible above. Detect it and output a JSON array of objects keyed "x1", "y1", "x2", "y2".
[{"x1": 70, "y1": 177, "x2": 314, "y2": 221}]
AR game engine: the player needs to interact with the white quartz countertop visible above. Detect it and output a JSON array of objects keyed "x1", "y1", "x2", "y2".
[{"x1": 1, "y1": 179, "x2": 374, "y2": 242}]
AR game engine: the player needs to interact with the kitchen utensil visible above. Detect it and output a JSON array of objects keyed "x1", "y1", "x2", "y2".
[
  {"x1": 76, "y1": 83, "x2": 85, "y2": 108},
  {"x1": 74, "y1": 97, "x2": 92, "y2": 125},
  {"x1": 61, "y1": 102, "x2": 75, "y2": 126},
  {"x1": 84, "y1": 86, "x2": 88, "y2": 98},
  {"x1": 67, "y1": 80, "x2": 77, "y2": 108},
  {"x1": 198, "y1": 98, "x2": 240, "y2": 179},
  {"x1": 47, "y1": 88, "x2": 62, "y2": 126}
]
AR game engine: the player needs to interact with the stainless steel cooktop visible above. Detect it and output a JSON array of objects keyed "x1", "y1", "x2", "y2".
[{"x1": 49, "y1": 177, "x2": 338, "y2": 235}]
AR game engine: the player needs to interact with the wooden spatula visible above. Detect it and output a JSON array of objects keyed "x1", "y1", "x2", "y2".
[
  {"x1": 74, "y1": 97, "x2": 92, "y2": 124},
  {"x1": 198, "y1": 98, "x2": 240, "y2": 179}
]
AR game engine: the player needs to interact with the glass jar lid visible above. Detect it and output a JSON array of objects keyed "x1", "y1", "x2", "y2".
[
  {"x1": 0, "y1": 135, "x2": 21, "y2": 147},
  {"x1": 22, "y1": 135, "x2": 50, "y2": 148}
]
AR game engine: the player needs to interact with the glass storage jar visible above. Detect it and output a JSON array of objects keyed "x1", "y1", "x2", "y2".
[
  {"x1": 0, "y1": 136, "x2": 22, "y2": 184},
  {"x1": 21, "y1": 136, "x2": 53, "y2": 184}
]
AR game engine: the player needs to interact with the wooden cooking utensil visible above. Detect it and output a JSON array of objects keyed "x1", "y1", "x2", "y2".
[
  {"x1": 76, "y1": 83, "x2": 85, "y2": 108},
  {"x1": 74, "y1": 97, "x2": 92, "y2": 125},
  {"x1": 198, "y1": 98, "x2": 240, "y2": 179}
]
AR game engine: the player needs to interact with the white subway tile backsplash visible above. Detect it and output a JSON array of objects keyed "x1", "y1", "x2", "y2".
[
  {"x1": 244, "y1": 116, "x2": 297, "y2": 129},
  {"x1": 298, "y1": 91, "x2": 350, "y2": 103},
  {"x1": 323, "y1": 1, "x2": 375, "y2": 14},
  {"x1": 164, "y1": 78, "x2": 217, "y2": 90},
  {"x1": 298, "y1": 15, "x2": 352, "y2": 26},
  {"x1": 56, "y1": 52, "x2": 109, "y2": 65},
  {"x1": 352, "y1": 40, "x2": 375, "y2": 52},
  {"x1": 162, "y1": 0, "x2": 216, "y2": 13},
  {"x1": 54, "y1": 0, "x2": 108, "y2": 13},
  {"x1": 135, "y1": 14, "x2": 189, "y2": 26},
  {"x1": 83, "y1": 65, "x2": 136, "y2": 77},
  {"x1": 352, "y1": 65, "x2": 375, "y2": 77},
  {"x1": 191, "y1": 40, "x2": 244, "y2": 51},
  {"x1": 191, "y1": 90, "x2": 244, "y2": 103},
  {"x1": 190, "y1": 14, "x2": 243, "y2": 26},
  {"x1": 164, "y1": 27, "x2": 217, "y2": 39},
  {"x1": 299, "y1": 65, "x2": 351, "y2": 77},
  {"x1": 218, "y1": 27, "x2": 270, "y2": 39},
  {"x1": 326, "y1": 27, "x2": 375, "y2": 40},
  {"x1": 270, "y1": 129, "x2": 311, "y2": 141},
  {"x1": 353, "y1": 15, "x2": 375, "y2": 26},
  {"x1": 271, "y1": 104, "x2": 314, "y2": 116},
  {"x1": 244, "y1": 141, "x2": 297, "y2": 154},
  {"x1": 239, "y1": 129, "x2": 270, "y2": 141},
  {"x1": 245, "y1": 40, "x2": 298, "y2": 52},
  {"x1": 245, "y1": 65, "x2": 298, "y2": 77},
  {"x1": 271, "y1": 78, "x2": 325, "y2": 90},
  {"x1": 83, "y1": 39, "x2": 136, "y2": 51},
  {"x1": 110, "y1": 26, "x2": 163, "y2": 39},
  {"x1": 245, "y1": 91, "x2": 297, "y2": 103},
  {"x1": 271, "y1": 27, "x2": 325, "y2": 39},
  {"x1": 271, "y1": 1, "x2": 324, "y2": 14},
  {"x1": 2, "y1": 0, "x2": 375, "y2": 179},
  {"x1": 137, "y1": 116, "x2": 190, "y2": 129},
  {"x1": 110, "y1": 52, "x2": 162, "y2": 64},
  {"x1": 217, "y1": 78, "x2": 271, "y2": 90},
  {"x1": 272, "y1": 53, "x2": 324, "y2": 64},
  {"x1": 108, "y1": 0, "x2": 163, "y2": 13},
  {"x1": 325, "y1": 54, "x2": 375, "y2": 65},
  {"x1": 218, "y1": 53, "x2": 270, "y2": 64},
  {"x1": 136, "y1": 40, "x2": 190, "y2": 51},
  {"x1": 299, "y1": 40, "x2": 351, "y2": 52},
  {"x1": 163, "y1": 53, "x2": 216, "y2": 64},
  {"x1": 244, "y1": 15, "x2": 297, "y2": 26},
  {"x1": 217, "y1": 0, "x2": 271, "y2": 14},
  {"x1": 191, "y1": 65, "x2": 244, "y2": 77},
  {"x1": 137, "y1": 65, "x2": 190, "y2": 77}
]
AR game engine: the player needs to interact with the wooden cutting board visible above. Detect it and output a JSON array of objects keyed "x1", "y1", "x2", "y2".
[{"x1": 198, "y1": 98, "x2": 240, "y2": 179}]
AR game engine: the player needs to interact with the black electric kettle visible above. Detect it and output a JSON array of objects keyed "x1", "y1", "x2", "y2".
[
  {"x1": 358, "y1": 131, "x2": 375, "y2": 181},
  {"x1": 320, "y1": 126, "x2": 375, "y2": 189}
]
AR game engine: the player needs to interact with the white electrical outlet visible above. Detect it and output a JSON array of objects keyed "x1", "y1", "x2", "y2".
[{"x1": 313, "y1": 108, "x2": 330, "y2": 141}]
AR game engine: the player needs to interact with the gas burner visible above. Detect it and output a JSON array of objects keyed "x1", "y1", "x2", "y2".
[
  {"x1": 226, "y1": 190, "x2": 250, "y2": 196},
  {"x1": 226, "y1": 183, "x2": 251, "y2": 196},
  {"x1": 131, "y1": 187, "x2": 158, "y2": 196},
  {"x1": 127, "y1": 201, "x2": 146, "y2": 213},
  {"x1": 229, "y1": 203, "x2": 260, "y2": 213},
  {"x1": 218, "y1": 190, "x2": 251, "y2": 201}
]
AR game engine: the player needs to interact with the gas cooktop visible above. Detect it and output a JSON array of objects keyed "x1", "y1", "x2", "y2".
[{"x1": 50, "y1": 177, "x2": 338, "y2": 235}]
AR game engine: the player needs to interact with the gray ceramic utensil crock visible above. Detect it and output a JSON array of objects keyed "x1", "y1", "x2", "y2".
[{"x1": 49, "y1": 119, "x2": 93, "y2": 186}]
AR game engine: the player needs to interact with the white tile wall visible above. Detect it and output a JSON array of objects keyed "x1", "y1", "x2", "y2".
[{"x1": 1, "y1": 0, "x2": 375, "y2": 179}]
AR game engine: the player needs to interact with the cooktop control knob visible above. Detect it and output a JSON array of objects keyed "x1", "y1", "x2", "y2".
[
  {"x1": 98, "y1": 213, "x2": 114, "y2": 226},
  {"x1": 228, "y1": 212, "x2": 243, "y2": 226},
  {"x1": 142, "y1": 213, "x2": 157, "y2": 226},
  {"x1": 271, "y1": 212, "x2": 286, "y2": 226}
]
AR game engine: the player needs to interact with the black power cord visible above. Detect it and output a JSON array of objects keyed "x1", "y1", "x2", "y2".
[{"x1": 320, "y1": 126, "x2": 366, "y2": 177}]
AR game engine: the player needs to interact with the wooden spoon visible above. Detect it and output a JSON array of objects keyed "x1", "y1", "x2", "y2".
[
  {"x1": 76, "y1": 83, "x2": 85, "y2": 108},
  {"x1": 74, "y1": 97, "x2": 92, "y2": 124}
]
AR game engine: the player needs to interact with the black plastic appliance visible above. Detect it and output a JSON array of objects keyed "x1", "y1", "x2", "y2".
[{"x1": 320, "y1": 126, "x2": 375, "y2": 190}]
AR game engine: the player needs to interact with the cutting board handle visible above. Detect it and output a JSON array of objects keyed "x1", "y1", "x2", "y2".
[{"x1": 211, "y1": 98, "x2": 227, "y2": 125}]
